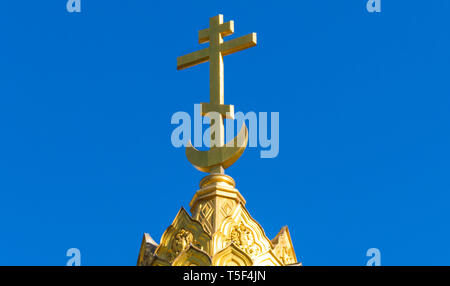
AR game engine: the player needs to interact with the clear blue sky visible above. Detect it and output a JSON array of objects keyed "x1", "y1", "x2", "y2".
[{"x1": 1, "y1": 1, "x2": 449, "y2": 266}]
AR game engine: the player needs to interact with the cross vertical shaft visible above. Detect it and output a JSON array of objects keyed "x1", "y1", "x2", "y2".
[
  {"x1": 208, "y1": 15, "x2": 225, "y2": 106},
  {"x1": 208, "y1": 15, "x2": 226, "y2": 160}
]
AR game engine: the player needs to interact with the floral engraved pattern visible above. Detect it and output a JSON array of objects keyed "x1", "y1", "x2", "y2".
[
  {"x1": 172, "y1": 228, "x2": 194, "y2": 256},
  {"x1": 228, "y1": 223, "x2": 260, "y2": 257},
  {"x1": 275, "y1": 232, "x2": 295, "y2": 265}
]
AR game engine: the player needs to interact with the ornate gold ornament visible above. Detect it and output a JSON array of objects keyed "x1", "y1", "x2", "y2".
[
  {"x1": 137, "y1": 14, "x2": 300, "y2": 266},
  {"x1": 228, "y1": 223, "x2": 260, "y2": 257},
  {"x1": 172, "y1": 229, "x2": 194, "y2": 256},
  {"x1": 272, "y1": 227, "x2": 297, "y2": 265}
]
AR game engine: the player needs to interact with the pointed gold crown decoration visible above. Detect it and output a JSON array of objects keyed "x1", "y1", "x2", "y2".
[{"x1": 137, "y1": 14, "x2": 299, "y2": 266}]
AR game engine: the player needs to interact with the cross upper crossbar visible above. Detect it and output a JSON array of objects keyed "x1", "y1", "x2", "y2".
[{"x1": 177, "y1": 15, "x2": 256, "y2": 72}]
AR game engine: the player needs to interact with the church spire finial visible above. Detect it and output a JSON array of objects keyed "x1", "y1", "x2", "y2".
[{"x1": 138, "y1": 15, "x2": 299, "y2": 266}]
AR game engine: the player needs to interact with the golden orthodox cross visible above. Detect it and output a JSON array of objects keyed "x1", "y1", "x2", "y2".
[{"x1": 177, "y1": 14, "x2": 257, "y2": 173}]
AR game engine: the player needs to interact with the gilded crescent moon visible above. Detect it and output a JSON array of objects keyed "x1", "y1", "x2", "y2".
[{"x1": 185, "y1": 123, "x2": 248, "y2": 173}]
